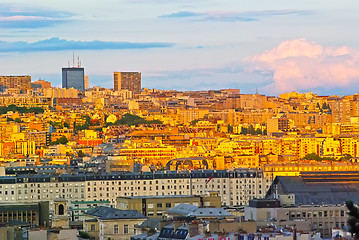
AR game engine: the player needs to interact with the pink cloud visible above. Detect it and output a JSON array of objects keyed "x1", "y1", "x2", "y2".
[
  {"x1": 245, "y1": 38, "x2": 359, "y2": 93},
  {"x1": 0, "y1": 16, "x2": 51, "y2": 21}
]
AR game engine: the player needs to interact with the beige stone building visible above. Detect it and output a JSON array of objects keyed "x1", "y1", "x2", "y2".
[
  {"x1": 116, "y1": 192, "x2": 221, "y2": 218},
  {"x1": 83, "y1": 206, "x2": 146, "y2": 240}
]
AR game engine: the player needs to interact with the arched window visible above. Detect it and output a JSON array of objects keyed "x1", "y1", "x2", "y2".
[{"x1": 58, "y1": 204, "x2": 64, "y2": 215}]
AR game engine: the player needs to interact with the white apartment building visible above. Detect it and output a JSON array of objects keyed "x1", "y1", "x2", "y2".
[{"x1": 0, "y1": 170, "x2": 271, "y2": 211}]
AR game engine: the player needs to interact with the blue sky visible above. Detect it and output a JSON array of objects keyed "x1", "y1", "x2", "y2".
[{"x1": 1, "y1": 0, "x2": 359, "y2": 95}]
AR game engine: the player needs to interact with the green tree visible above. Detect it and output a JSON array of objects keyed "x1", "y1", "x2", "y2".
[
  {"x1": 240, "y1": 127, "x2": 248, "y2": 135},
  {"x1": 303, "y1": 153, "x2": 322, "y2": 161},
  {"x1": 78, "y1": 150, "x2": 85, "y2": 157},
  {"x1": 58, "y1": 136, "x2": 68, "y2": 144},
  {"x1": 228, "y1": 124, "x2": 233, "y2": 133},
  {"x1": 0, "y1": 105, "x2": 44, "y2": 114},
  {"x1": 248, "y1": 125, "x2": 256, "y2": 135},
  {"x1": 78, "y1": 231, "x2": 90, "y2": 239},
  {"x1": 339, "y1": 154, "x2": 352, "y2": 161},
  {"x1": 255, "y1": 128, "x2": 262, "y2": 135},
  {"x1": 50, "y1": 136, "x2": 68, "y2": 145},
  {"x1": 14, "y1": 118, "x2": 24, "y2": 123},
  {"x1": 190, "y1": 119, "x2": 199, "y2": 126}
]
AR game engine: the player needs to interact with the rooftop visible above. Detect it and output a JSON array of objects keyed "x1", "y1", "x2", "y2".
[
  {"x1": 165, "y1": 203, "x2": 233, "y2": 218},
  {"x1": 268, "y1": 175, "x2": 359, "y2": 205},
  {"x1": 85, "y1": 206, "x2": 146, "y2": 220}
]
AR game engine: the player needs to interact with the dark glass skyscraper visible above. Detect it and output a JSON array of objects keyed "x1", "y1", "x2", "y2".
[{"x1": 62, "y1": 68, "x2": 85, "y2": 91}]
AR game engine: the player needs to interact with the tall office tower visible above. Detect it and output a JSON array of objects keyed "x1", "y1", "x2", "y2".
[
  {"x1": 84, "y1": 75, "x2": 89, "y2": 90},
  {"x1": 62, "y1": 68, "x2": 85, "y2": 91},
  {"x1": 0, "y1": 75, "x2": 31, "y2": 92},
  {"x1": 113, "y1": 72, "x2": 141, "y2": 94}
]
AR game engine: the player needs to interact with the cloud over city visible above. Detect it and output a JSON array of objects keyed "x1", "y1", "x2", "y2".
[
  {"x1": 244, "y1": 38, "x2": 359, "y2": 94},
  {"x1": 0, "y1": 38, "x2": 175, "y2": 52},
  {"x1": 0, "y1": 4, "x2": 74, "y2": 28},
  {"x1": 160, "y1": 9, "x2": 313, "y2": 22}
]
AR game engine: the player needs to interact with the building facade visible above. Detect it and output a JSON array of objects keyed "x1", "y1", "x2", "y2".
[
  {"x1": 62, "y1": 68, "x2": 85, "y2": 91},
  {"x1": 116, "y1": 193, "x2": 221, "y2": 218},
  {"x1": 0, "y1": 75, "x2": 31, "y2": 92},
  {"x1": 113, "y1": 72, "x2": 141, "y2": 94},
  {"x1": 0, "y1": 201, "x2": 49, "y2": 227},
  {"x1": 0, "y1": 170, "x2": 271, "y2": 211}
]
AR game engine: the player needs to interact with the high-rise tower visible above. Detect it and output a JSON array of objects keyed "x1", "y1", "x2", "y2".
[
  {"x1": 113, "y1": 72, "x2": 141, "y2": 94},
  {"x1": 62, "y1": 54, "x2": 85, "y2": 91}
]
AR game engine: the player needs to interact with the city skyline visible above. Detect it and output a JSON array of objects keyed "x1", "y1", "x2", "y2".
[{"x1": 0, "y1": 0, "x2": 359, "y2": 95}]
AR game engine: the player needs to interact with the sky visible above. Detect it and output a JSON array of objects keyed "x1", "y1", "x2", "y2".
[{"x1": 0, "y1": 0, "x2": 359, "y2": 95}]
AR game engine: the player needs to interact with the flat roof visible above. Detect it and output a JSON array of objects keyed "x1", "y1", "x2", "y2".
[
  {"x1": 117, "y1": 195, "x2": 199, "y2": 199},
  {"x1": 71, "y1": 201, "x2": 111, "y2": 204}
]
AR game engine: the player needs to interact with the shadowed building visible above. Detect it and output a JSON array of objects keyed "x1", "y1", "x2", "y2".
[
  {"x1": 114, "y1": 72, "x2": 141, "y2": 94},
  {"x1": 62, "y1": 67, "x2": 85, "y2": 91},
  {"x1": 0, "y1": 201, "x2": 49, "y2": 227},
  {"x1": 245, "y1": 173, "x2": 359, "y2": 237}
]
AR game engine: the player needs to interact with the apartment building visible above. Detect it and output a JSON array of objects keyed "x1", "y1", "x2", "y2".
[
  {"x1": 113, "y1": 72, "x2": 141, "y2": 94},
  {"x1": 245, "y1": 199, "x2": 347, "y2": 238},
  {"x1": 0, "y1": 75, "x2": 31, "y2": 92},
  {"x1": 0, "y1": 170, "x2": 271, "y2": 211}
]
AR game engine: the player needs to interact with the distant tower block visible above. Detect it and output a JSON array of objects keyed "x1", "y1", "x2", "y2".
[
  {"x1": 84, "y1": 75, "x2": 89, "y2": 90},
  {"x1": 113, "y1": 72, "x2": 141, "y2": 94},
  {"x1": 62, "y1": 54, "x2": 85, "y2": 91}
]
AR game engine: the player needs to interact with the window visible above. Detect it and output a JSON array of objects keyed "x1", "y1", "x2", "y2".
[
  {"x1": 166, "y1": 203, "x2": 171, "y2": 208},
  {"x1": 90, "y1": 224, "x2": 95, "y2": 231},
  {"x1": 114, "y1": 225, "x2": 119, "y2": 234},
  {"x1": 124, "y1": 224, "x2": 129, "y2": 234},
  {"x1": 157, "y1": 203, "x2": 162, "y2": 208}
]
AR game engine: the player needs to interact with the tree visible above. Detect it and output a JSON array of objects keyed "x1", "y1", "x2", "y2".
[
  {"x1": 115, "y1": 113, "x2": 163, "y2": 126},
  {"x1": 339, "y1": 154, "x2": 352, "y2": 161},
  {"x1": 64, "y1": 122, "x2": 70, "y2": 128},
  {"x1": 303, "y1": 153, "x2": 322, "y2": 161},
  {"x1": 248, "y1": 125, "x2": 255, "y2": 135},
  {"x1": 58, "y1": 136, "x2": 68, "y2": 144},
  {"x1": 190, "y1": 119, "x2": 199, "y2": 126},
  {"x1": 255, "y1": 128, "x2": 262, "y2": 135},
  {"x1": 0, "y1": 105, "x2": 44, "y2": 114},
  {"x1": 50, "y1": 136, "x2": 68, "y2": 145},
  {"x1": 303, "y1": 153, "x2": 335, "y2": 161},
  {"x1": 346, "y1": 201, "x2": 359, "y2": 238},
  {"x1": 79, "y1": 231, "x2": 90, "y2": 239},
  {"x1": 14, "y1": 118, "x2": 24, "y2": 123},
  {"x1": 78, "y1": 150, "x2": 85, "y2": 157},
  {"x1": 227, "y1": 124, "x2": 233, "y2": 133},
  {"x1": 240, "y1": 127, "x2": 248, "y2": 135}
]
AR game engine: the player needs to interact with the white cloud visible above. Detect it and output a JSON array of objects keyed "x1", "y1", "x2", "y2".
[{"x1": 245, "y1": 38, "x2": 359, "y2": 94}]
